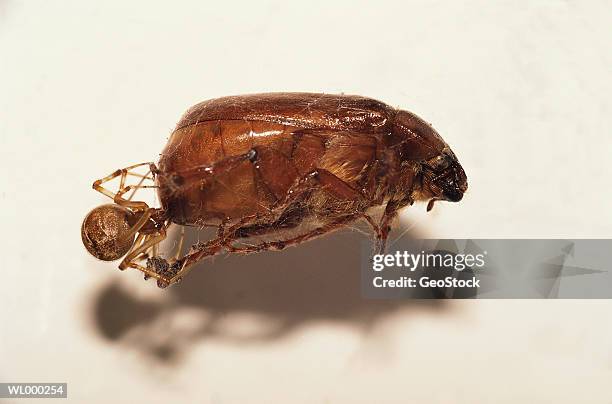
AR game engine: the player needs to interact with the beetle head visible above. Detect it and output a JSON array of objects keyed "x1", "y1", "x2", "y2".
[
  {"x1": 421, "y1": 149, "x2": 468, "y2": 210},
  {"x1": 391, "y1": 110, "x2": 467, "y2": 210},
  {"x1": 81, "y1": 204, "x2": 136, "y2": 261}
]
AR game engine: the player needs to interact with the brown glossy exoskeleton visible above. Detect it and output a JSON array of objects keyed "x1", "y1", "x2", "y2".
[{"x1": 81, "y1": 93, "x2": 468, "y2": 288}]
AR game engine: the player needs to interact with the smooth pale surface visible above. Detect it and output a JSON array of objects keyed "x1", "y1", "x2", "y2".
[{"x1": 1, "y1": 1, "x2": 611, "y2": 403}]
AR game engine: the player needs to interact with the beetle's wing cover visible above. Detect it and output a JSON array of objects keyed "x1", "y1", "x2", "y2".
[{"x1": 176, "y1": 93, "x2": 395, "y2": 133}]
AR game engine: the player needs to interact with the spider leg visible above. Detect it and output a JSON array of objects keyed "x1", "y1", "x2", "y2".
[{"x1": 92, "y1": 162, "x2": 156, "y2": 211}]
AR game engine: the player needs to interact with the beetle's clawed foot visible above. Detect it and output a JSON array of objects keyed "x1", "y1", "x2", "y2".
[{"x1": 145, "y1": 256, "x2": 184, "y2": 288}]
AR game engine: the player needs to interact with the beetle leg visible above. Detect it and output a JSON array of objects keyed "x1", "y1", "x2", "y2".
[
  {"x1": 219, "y1": 214, "x2": 263, "y2": 238},
  {"x1": 223, "y1": 214, "x2": 360, "y2": 254},
  {"x1": 280, "y1": 168, "x2": 367, "y2": 204},
  {"x1": 377, "y1": 202, "x2": 398, "y2": 254},
  {"x1": 376, "y1": 195, "x2": 414, "y2": 254},
  {"x1": 162, "y1": 213, "x2": 358, "y2": 287},
  {"x1": 160, "y1": 212, "x2": 301, "y2": 286},
  {"x1": 311, "y1": 169, "x2": 364, "y2": 200},
  {"x1": 361, "y1": 213, "x2": 382, "y2": 240},
  {"x1": 164, "y1": 238, "x2": 227, "y2": 286}
]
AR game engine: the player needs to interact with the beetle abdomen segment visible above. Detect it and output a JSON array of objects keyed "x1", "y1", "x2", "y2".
[{"x1": 157, "y1": 120, "x2": 384, "y2": 227}]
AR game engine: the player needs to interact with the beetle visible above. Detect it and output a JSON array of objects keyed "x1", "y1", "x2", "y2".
[{"x1": 81, "y1": 93, "x2": 468, "y2": 288}]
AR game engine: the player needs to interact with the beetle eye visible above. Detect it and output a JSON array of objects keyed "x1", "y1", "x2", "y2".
[{"x1": 428, "y1": 155, "x2": 450, "y2": 170}]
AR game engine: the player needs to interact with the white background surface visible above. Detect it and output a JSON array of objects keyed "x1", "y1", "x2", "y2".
[{"x1": 1, "y1": 1, "x2": 612, "y2": 403}]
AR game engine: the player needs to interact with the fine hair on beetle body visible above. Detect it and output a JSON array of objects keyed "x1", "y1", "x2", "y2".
[{"x1": 81, "y1": 93, "x2": 468, "y2": 288}]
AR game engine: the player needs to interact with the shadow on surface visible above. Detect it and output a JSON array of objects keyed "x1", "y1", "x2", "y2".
[{"x1": 89, "y1": 221, "x2": 448, "y2": 363}]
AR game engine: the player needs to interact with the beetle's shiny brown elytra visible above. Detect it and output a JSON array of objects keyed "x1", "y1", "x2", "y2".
[{"x1": 81, "y1": 93, "x2": 467, "y2": 288}]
